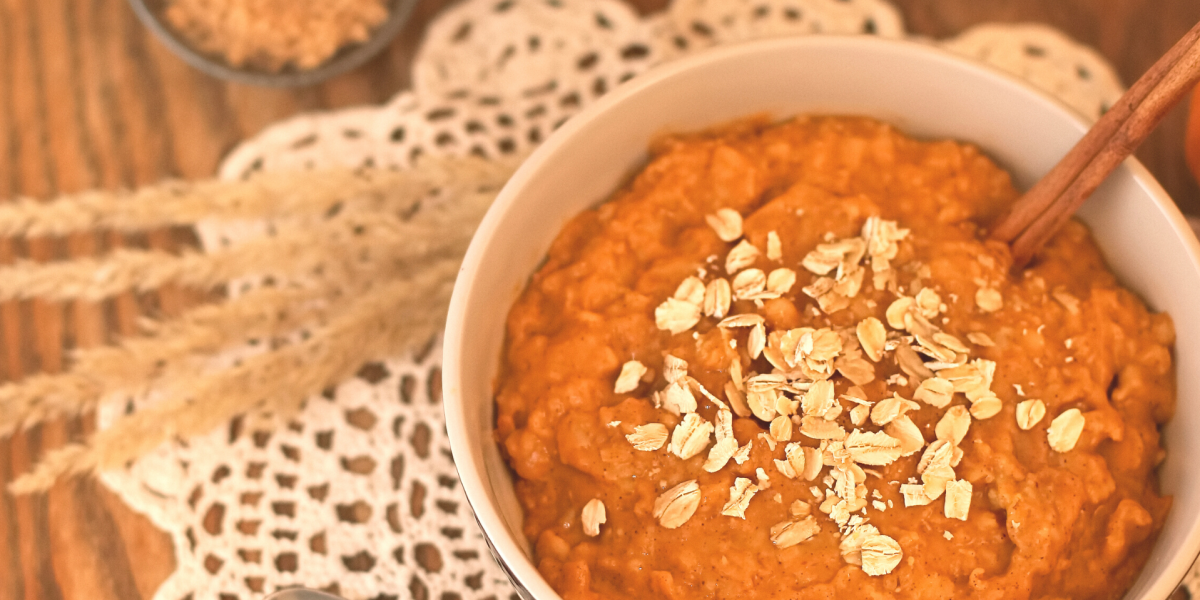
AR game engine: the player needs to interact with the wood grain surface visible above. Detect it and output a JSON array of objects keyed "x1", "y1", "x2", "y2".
[{"x1": 0, "y1": 1, "x2": 1195, "y2": 599}]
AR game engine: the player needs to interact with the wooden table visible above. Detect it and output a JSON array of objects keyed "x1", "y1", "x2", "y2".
[{"x1": 1, "y1": 1, "x2": 1196, "y2": 598}]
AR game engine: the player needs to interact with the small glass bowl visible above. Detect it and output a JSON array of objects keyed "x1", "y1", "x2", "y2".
[{"x1": 127, "y1": 0, "x2": 419, "y2": 87}]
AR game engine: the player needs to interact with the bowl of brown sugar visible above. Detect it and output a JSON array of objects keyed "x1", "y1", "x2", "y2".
[
  {"x1": 128, "y1": 0, "x2": 417, "y2": 86},
  {"x1": 443, "y1": 35, "x2": 1200, "y2": 600}
]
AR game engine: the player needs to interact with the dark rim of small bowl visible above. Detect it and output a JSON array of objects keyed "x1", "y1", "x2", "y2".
[{"x1": 127, "y1": 0, "x2": 418, "y2": 88}]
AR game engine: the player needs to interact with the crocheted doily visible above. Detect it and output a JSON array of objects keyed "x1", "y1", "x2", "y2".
[{"x1": 97, "y1": 1, "x2": 1144, "y2": 599}]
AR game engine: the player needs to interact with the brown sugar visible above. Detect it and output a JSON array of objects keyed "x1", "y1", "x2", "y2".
[{"x1": 162, "y1": 0, "x2": 390, "y2": 72}]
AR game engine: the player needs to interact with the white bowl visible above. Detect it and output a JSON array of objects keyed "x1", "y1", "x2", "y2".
[{"x1": 443, "y1": 35, "x2": 1200, "y2": 600}]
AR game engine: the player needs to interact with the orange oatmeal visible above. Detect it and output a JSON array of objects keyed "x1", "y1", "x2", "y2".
[{"x1": 494, "y1": 116, "x2": 1175, "y2": 600}]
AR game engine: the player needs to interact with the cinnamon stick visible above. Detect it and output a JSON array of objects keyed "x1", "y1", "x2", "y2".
[
  {"x1": 990, "y1": 19, "x2": 1200, "y2": 250},
  {"x1": 1007, "y1": 31, "x2": 1200, "y2": 267}
]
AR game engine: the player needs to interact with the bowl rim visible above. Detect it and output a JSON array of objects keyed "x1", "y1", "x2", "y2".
[
  {"x1": 443, "y1": 34, "x2": 1200, "y2": 600},
  {"x1": 126, "y1": 0, "x2": 418, "y2": 87}
]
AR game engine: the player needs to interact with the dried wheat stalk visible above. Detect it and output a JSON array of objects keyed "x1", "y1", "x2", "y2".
[
  {"x1": 0, "y1": 188, "x2": 497, "y2": 301},
  {"x1": 0, "y1": 187, "x2": 503, "y2": 434},
  {"x1": 0, "y1": 281, "x2": 341, "y2": 435},
  {"x1": 0, "y1": 154, "x2": 516, "y2": 493},
  {"x1": 0, "y1": 157, "x2": 513, "y2": 237},
  {"x1": 9, "y1": 260, "x2": 459, "y2": 493}
]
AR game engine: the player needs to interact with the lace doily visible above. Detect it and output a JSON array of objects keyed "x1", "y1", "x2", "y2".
[{"x1": 97, "y1": 1, "x2": 1140, "y2": 599}]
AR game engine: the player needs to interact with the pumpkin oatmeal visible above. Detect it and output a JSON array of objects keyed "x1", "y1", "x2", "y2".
[{"x1": 493, "y1": 116, "x2": 1175, "y2": 600}]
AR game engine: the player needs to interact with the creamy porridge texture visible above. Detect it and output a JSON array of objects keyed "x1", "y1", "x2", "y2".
[{"x1": 495, "y1": 117, "x2": 1175, "y2": 600}]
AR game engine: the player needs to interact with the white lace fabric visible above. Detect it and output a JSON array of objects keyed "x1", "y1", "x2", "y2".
[{"x1": 96, "y1": 1, "x2": 1152, "y2": 598}]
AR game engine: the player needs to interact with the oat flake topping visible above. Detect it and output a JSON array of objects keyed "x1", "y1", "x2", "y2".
[
  {"x1": 706, "y1": 208, "x2": 744, "y2": 242},
  {"x1": 613, "y1": 360, "x2": 647, "y2": 394},
  {"x1": 653, "y1": 480, "x2": 701, "y2": 529},
  {"x1": 722, "y1": 477, "x2": 759, "y2": 519},
  {"x1": 670, "y1": 413, "x2": 714, "y2": 459},
  {"x1": 624, "y1": 215, "x2": 1061, "y2": 578},
  {"x1": 975, "y1": 287, "x2": 1003, "y2": 312},
  {"x1": 770, "y1": 516, "x2": 821, "y2": 549},
  {"x1": 860, "y1": 534, "x2": 903, "y2": 576},
  {"x1": 654, "y1": 297, "x2": 701, "y2": 334},
  {"x1": 626, "y1": 423, "x2": 669, "y2": 451},
  {"x1": 1048, "y1": 408, "x2": 1086, "y2": 452},
  {"x1": 582, "y1": 499, "x2": 606, "y2": 536},
  {"x1": 1016, "y1": 399, "x2": 1047, "y2": 430}
]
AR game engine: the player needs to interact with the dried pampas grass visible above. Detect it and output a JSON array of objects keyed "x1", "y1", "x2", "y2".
[{"x1": 1, "y1": 155, "x2": 517, "y2": 493}]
